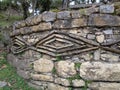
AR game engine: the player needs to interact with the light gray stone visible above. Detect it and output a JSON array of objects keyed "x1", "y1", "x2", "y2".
[
  {"x1": 47, "y1": 83, "x2": 69, "y2": 90},
  {"x1": 103, "y1": 29, "x2": 113, "y2": 34},
  {"x1": 54, "y1": 78, "x2": 70, "y2": 86},
  {"x1": 100, "y1": 4, "x2": 114, "y2": 14},
  {"x1": 88, "y1": 14, "x2": 120, "y2": 26},
  {"x1": 94, "y1": 49, "x2": 100, "y2": 60},
  {"x1": 34, "y1": 58, "x2": 54, "y2": 73},
  {"x1": 72, "y1": 18, "x2": 87, "y2": 27},
  {"x1": 31, "y1": 74, "x2": 53, "y2": 82},
  {"x1": 81, "y1": 53, "x2": 93, "y2": 61},
  {"x1": 57, "y1": 11, "x2": 70, "y2": 19},
  {"x1": 17, "y1": 69, "x2": 30, "y2": 79},
  {"x1": 71, "y1": 10, "x2": 82, "y2": 18},
  {"x1": 96, "y1": 34, "x2": 105, "y2": 43},
  {"x1": 0, "y1": 81, "x2": 7, "y2": 87},
  {"x1": 55, "y1": 61, "x2": 77, "y2": 78},
  {"x1": 72, "y1": 79, "x2": 85, "y2": 87},
  {"x1": 80, "y1": 62, "x2": 120, "y2": 81},
  {"x1": 87, "y1": 34, "x2": 95, "y2": 40},
  {"x1": 42, "y1": 11, "x2": 56, "y2": 22},
  {"x1": 53, "y1": 20, "x2": 71, "y2": 29},
  {"x1": 88, "y1": 82, "x2": 120, "y2": 90},
  {"x1": 101, "y1": 53, "x2": 119, "y2": 62}
]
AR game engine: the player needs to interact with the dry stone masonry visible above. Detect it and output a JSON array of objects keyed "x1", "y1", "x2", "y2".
[{"x1": 7, "y1": 3, "x2": 120, "y2": 90}]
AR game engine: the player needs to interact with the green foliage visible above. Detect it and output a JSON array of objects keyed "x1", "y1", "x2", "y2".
[
  {"x1": 0, "y1": 13, "x2": 22, "y2": 28},
  {"x1": 52, "y1": 67, "x2": 57, "y2": 74},
  {"x1": 75, "y1": 63, "x2": 81, "y2": 70},
  {"x1": 0, "y1": 53, "x2": 36, "y2": 90},
  {"x1": 56, "y1": 55, "x2": 62, "y2": 61},
  {"x1": 82, "y1": 80, "x2": 92, "y2": 90},
  {"x1": 67, "y1": 74, "x2": 81, "y2": 86},
  {"x1": 69, "y1": 87, "x2": 73, "y2": 90},
  {"x1": 51, "y1": 0, "x2": 62, "y2": 9}
]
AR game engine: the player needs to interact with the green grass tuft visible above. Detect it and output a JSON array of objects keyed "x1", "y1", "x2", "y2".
[{"x1": 0, "y1": 52, "x2": 36, "y2": 90}]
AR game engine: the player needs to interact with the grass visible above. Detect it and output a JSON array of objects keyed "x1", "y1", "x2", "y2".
[
  {"x1": 0, "y1": 52, "x2": 36, "y2": 90},
  {"x1": 0, "y1": 13, "x2": 22, "y2": 28}
]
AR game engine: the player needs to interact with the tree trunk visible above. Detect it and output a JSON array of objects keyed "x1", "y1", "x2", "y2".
[{"x1": 21, "y1": 2, "x2": 29, "y2": 19}]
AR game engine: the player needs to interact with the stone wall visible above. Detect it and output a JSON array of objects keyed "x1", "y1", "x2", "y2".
[{"x1": 7, "y1": 3, "x2": 120, "y2": 90}]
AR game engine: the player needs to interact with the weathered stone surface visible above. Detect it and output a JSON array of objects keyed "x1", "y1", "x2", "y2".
[
  {"x1": 88, "y1": 82, "x2": 120, "y2": 90},
  {"x1": 72, "y1": 18, "x2": 87, "y2": 27},
  {"x1": 100, "y1": 4, "x2": 114, "y2": 13},
  {"x1": 71, "y1": 10, "x2": 81, "y2": 18},
  {"x1": 57, "y1": 11, "x2": 70, "y2": 19},
  {"x1": 47, "y1": 83, "x2": 69, "y2": 90},
  {"x1": 101, "y1": 53, "x2": 119, "y2": 62},
  {"x1": 55, "y1": 61, "x2": 77, "y2": 78},
  {"x1": 38, "y1": 22, "x2": 52, "y2": 30},
  {"x1": 28, "y1": 82, "x2": 45, "y2": 90},
  {"x1": 17, "y1": 69, "x2": 30, "y2": 79},
  {"x1": 31, "y1": 74, "x2": 53, "y2": 82},
  {"x1": 0, "y1": 81, "x2": 7, "y2": 87},
  {"x1": 103, "y1": 29, "x2": 113, "y2": 34},
  {"x1": 85, "y1": 6, "x2": 99, "y2": 15},
  {"x1": 87, "y1": 34, "x2": 95, "y2": 40},
  {"x1": 26, "y1": 15, "x2": 42, "y2": 25},
  {"x1": 34, "y1": 58, "x2": 54, "y2": 73},
  {"x1": 54, "y1": 78, "x2": 70, "y2": 86},
  {"x1": 12, "y1": 22, "x2": 52, "y2": 35},
  {"x1": 7, "y1": 54, "x2": 31, "y2": 70},
  {"x1": 81, "y1": 53, "x2": 93, "y2": 61},
  {"x1": 94, "y1": 49, "x2": 100, "y2": 60},
  {"x1": 53, "y1": 20, "x2": 71, "y2": 29},
  {"x1": 96, "y1": 34, "x2": 105, "y2": 43},
  {"x1": 80, "y1": 62, "x2": 120, "y2": 81},
  {"x1": 88, "y1": 14, "x2": 120, "y2": 26},
  {"x1": 42, "y1": 11, "x2": 56, "y2": 22},
  {"x1": 72, "y1": 79, "x2": 85, "y2": 87}
]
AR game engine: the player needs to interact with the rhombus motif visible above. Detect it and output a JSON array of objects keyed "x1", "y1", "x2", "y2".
[{"x1": 11, "y1": 31, "x2": 120, "y2": 57}]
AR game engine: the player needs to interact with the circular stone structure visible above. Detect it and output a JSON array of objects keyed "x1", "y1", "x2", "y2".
[{"x1": 7, "y1": 3, "x2": 120, "y2": 90}]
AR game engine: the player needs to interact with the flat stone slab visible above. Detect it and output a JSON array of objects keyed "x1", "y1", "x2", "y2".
[
  {"x1": 80, "y1": 62, "x2": 120, "y2": 81},
  {"x1": 88, "y1": 14, "x2": 120, "y2": 27},
  {"x1": 100, "y1": 4, "x2": 114, "y2": 13}
]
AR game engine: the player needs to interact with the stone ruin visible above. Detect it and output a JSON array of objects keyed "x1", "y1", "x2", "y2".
[{"x1": 7, "y1": 3, "x2": 120, "y2": 90}]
